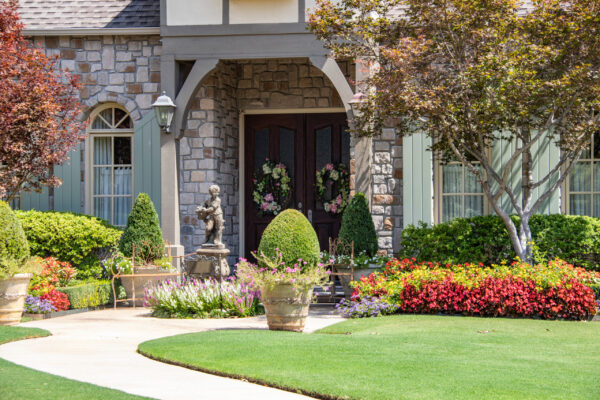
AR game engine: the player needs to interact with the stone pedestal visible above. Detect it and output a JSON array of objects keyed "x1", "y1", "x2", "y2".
[{"x1": 188, "y1": 246, "x2": 230, "y2": 278}]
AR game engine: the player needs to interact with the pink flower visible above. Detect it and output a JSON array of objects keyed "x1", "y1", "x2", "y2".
[
  {"x1": 277, "y1": 163, "x2": 285, "y2": 169},
  {"x1": 261, "y1": 202, "x2": 269, "y2": 210},
  {"x1": 326, "y1": 163, "x2": 334, "y2": 171},
  {"x1": 264, "y1": 193, "x2": 274, "y2": 202},
  {"x1": 336, "y1": 194, "x2": 342, "y2": 205},
  {"x1": 330, "y1": 204, "x2": 338, "y2": 213}
]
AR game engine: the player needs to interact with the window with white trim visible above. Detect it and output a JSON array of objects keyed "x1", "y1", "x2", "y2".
[
  {"x1": 566, "y1": 134, "x2": 600, "y2": 217},
  {"x1": 436, "y1": 156, "x2": 487, "y2": 223},
  {"x1": 88, "y1": 106, "x2": 133, "y2": 227}
]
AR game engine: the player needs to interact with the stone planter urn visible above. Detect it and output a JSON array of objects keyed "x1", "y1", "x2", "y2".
[
  {"x1": 353, "y1": 263, "x2": 381, "y2": 282},
  {"x1": 0, "y1": 273, "x2": 32, "y2": 325},
  {"x1": 120, "y1": 266, "x2": 165, "y2": 306},
  {"x1": 261, "y1": 284, "x2": 313, "y2": 332}
]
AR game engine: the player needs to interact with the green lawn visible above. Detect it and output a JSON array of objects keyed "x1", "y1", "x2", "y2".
[
  {"x1": 0, "y1": 326, "x2": 152, "y2": 400},
  {"x1": 139, "y1": 315, "x2": 600, "y2": 400}
]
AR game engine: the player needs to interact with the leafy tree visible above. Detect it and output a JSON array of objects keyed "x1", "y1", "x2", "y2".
[
  {"x1": 339, "y1": 193, "x2": 378, "y2": 257},
  {"x1": 0, "y1": 0, "x2": 84, "y2": 202},
  {"x1": 119, "y1": 193, "x2": 164, "y2": 264},
  {"x1": 309, "y1": 0, "x2": 600, "y2": 261}
]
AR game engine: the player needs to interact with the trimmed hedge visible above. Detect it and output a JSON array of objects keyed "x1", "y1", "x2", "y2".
[
  {"x1": 56, "y1": 280, "x2": 113, "y2": 309},
  {"x1": 119, "y1": 193, "x2": 163, "y2": 264},
  {"x1": 399, "y1": 214, "x2": 600, "y2": 270},
  {"x1": 0, "y1": 201, "x2": 30, "y2": 264},
  {"x1": 257, "y1": 209, "x2": 320, "y2": 267},
  {"x1": 16, "y1": 210, "x2": 122, "y2": 279},
  {"x1": 339, "y1": 193, "x2": 378, "y2": 256}
]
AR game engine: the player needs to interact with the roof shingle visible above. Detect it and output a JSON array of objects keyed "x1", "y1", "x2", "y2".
[{"x1": 18, "y1": 0, "x2": 160, "y2": 30}]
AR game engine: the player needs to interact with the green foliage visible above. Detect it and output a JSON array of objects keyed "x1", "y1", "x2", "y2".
[
  {"x1": 257, "y1": 209, "x2": 320, "y2": 267},
  {"x1": 119, "y1": 193, "x2": 164, "y2": 264},
  {"x1": 16, "y1": 210, "x2": 122, "y2": 279},
  {"x1": 0, "y1": 201, "x2": 30, "y2": 267},
  {"x1": 338, "y1": 193, "x2": 378, "y2": 257},
  {"x1": 56, "y1": 280, "x2": 112, "y2": 309},
  {"x1": 400, "y1": 214, "x2": 600, "y2": 270}
]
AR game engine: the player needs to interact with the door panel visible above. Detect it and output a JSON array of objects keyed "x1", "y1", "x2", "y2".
[{"x1": 245, "y1": 113, "x2": 348, "y2": 258}]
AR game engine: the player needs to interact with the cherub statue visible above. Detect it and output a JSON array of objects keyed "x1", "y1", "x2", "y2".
[{"x1": 196, "y1": 184, "x2": 225, "y2": 247}]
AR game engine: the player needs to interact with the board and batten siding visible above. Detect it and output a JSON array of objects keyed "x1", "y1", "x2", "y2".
[
  {"x1": 402, "y1": 133, "x2": 434, "y2": 227},
  {"x1": 402, "y1": 131, "x2": 561, "y2": 228},
  {"x1": 133, "y1": 111, "x2": 162, "y2": 219},
  {"x1": 18, "y1": 145, "x2": 82, "y2": 212}
]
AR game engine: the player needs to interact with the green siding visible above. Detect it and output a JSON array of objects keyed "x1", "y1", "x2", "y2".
[
  {"x1": 491, "y1": 135, "x2": 522, "y2": 214},
  {"x1": 18, "y1": 145, "x2": 81, "y2": 212},
  {"x1": 133, "y1": 111, "x2": 161, "y2": 219},
  {"x1": 402, "y1": 133, "x2": 433, "y2": 227}
]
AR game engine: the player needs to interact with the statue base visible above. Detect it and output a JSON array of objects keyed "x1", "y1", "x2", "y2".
[{"x1": 188, "y1": 246, "x2": 230, "y2": 278}]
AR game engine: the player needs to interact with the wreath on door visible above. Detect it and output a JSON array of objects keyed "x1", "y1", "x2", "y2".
[
  {"x1": 252, "y1": 159, "x2": 292, "y2": 215},
  {"x1": 315, "y1": 163, "x2": 350, "y2": 214}
]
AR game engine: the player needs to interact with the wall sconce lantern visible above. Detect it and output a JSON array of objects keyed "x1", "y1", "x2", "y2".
[
  {"x1": 348, "y1": 92, "x2": 365, "y2": 113},
  {"x1": 152, "y1": 91, "x2": 176, "y2": 133}
]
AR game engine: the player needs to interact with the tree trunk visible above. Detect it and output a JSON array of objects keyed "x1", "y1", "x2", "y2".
[{"x1": 519, "y1": 130, "x2": 534, "y2": 263}]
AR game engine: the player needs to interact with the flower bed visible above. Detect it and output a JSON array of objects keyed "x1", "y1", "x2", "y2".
[
  {"x1": 143, "y1": 277, "x2": 262, "y2": 318},
  {"x1": 348, "y1": 258, "x2": 598, "y2": 320}
]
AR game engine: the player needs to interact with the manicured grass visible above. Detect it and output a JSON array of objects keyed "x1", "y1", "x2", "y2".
[
  {"x1": 0, "y1": 326, "x2": 152, "y2": 400},
  {"x1": 139, "y1": 315, "x2": 600, "y2": 400}
]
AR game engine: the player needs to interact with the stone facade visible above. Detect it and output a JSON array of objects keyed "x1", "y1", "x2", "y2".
[
  {"x1": 371, "y1": 130, "x2": 403, "y2": 254},
  {"x1": 34, "y1": 35, "x2": 162, "y2": 120},
  {"x1": 178, "y1": 58, "x2": 354, "y2": 259}
]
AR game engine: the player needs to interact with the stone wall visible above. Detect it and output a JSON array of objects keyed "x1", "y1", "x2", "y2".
[
  {"x1": 371, "y1": 129, "x2": 403, "y2": 254},
  {"x1": 179, "y1": 58, "x2": 352, "y2": 259}
]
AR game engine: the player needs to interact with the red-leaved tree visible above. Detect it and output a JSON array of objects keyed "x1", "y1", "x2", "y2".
[{"x1": 0, "y1": 0, "x2": 85, "y2": 202}]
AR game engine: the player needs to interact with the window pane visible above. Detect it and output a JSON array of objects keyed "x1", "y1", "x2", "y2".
[
  {"x1": 279, "y1": 127, "x2": 295, "y2": 179},
  {"x1": 594, "y1": 135, "x2": 600, "y2": 159},
  {"x1": 442, "y1": 164, "x2": 462, "y2": 194},
  {"x1": 569, "y1": 162, "x2": 591, "y2": 192},
  {"x1": 114, "y1": 108, "x2": 132, "y2": 129},
  {"x1": 114, "y1": 197, "x2": 132, "y2": 226},
  {"x1": 341, "y1": 128, "x2": 351, "y2": 167},
  {"x1": 581, "y1": 142, "x2": 591, "y2": 159},
  {"x1": 92, "y1": 109, "x2": 113, "y2": 129},
  {"x1": 316, "y1": 126, "x2": 332, "y2": 170},
  {"x1": 254, "y1": 128, "x2": 269, "y2": 172},
  {"x1": 94, "y1": 137, "x2": 111, "y2": 165},
  {"x1": 94, "y1": 167, "x2": 112, "y2": 195},
  {"x1": 464, "y1": 165, "x2": 483, "y2": 193},
  {"x1": 114, "y1": 137, "x2": 132, "y2": 165},
  {"x1": 594, "y1": 162, "x2": 600, "y2": 192},
  {"x1": 442, "y1": 196, "x2": 461, "y2": 222},
  {"x1": 114, "y1": 167, "x2": 132, "y2": 195},
  {"x1": 94, "y1": 197, "x2": 111, "y2": 222},
  {"x1": 465, "y1": 195, "x2": 484, "y2": 217},
  {"x1": 570, "y1": 194, "x2": 591, "y2": 216},
  {"x1": 594, "y1": 195, "x2": 600, "y2": 218}
]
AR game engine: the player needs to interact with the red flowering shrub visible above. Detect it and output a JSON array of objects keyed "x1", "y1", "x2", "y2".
[
  {"x1": 41, "y1": 289, "x2": 70, "y2": 311},
  {"x1": 352, "y1": 259, "x2": 597, "y2": 320}
]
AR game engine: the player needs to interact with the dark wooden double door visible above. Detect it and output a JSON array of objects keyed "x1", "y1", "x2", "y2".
[{"x1": 245, "y1": 113, "x2": 349, "y2": 257}]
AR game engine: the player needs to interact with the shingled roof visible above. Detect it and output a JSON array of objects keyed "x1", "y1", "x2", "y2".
[{"x1": 18, "y1": 0, "x2": 160, "y2": 30}]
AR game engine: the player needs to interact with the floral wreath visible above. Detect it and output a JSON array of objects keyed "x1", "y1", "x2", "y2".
[
  {"x1": 252, "y1": 159, "x2": 292, "y2": 215},
  {"x1": 315, "y1": 163, "x2": 350, "y2": 214}
]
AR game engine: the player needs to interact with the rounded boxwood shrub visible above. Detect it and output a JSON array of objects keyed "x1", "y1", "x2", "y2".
[
  {"x1": 338, "y1": 193, "x2": 378, "y2": 256},
  {"x1": 119, "y1": 193, "x2": 164, "y2": 264},
  {"x1": 257, "y1": 209, "x2": 320, "y2": 267},
  {"x1": 399, "y1": 214, "x2": 600, "y2": 270},
  {"x1": 0, "y1": 201, "x2": 30, "y2": 270}
]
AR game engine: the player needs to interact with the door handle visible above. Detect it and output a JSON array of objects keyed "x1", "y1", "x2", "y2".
[
  {"x1": 308, "y1": 209, "x2": 313, "y2": 223},
  {"x1": 297, "y1": 202, "x2": 302, "y2": 210}
]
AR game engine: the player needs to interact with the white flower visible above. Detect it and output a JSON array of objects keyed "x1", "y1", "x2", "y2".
[{"x1": 263, "y1": 164, "x2": 271, "y2": 174}]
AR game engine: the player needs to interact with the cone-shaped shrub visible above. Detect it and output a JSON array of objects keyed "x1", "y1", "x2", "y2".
[
  {"x1": 119, "y1": 193, "x2": 163, "y2": 264},
  {"x1": 339, "y1": 192, "x2": 378, "y2": 256},
  {"x1": 257, "y1": 209, "x2": 320, "y2": 267},
  {"x1": 0, "y1": 201, "x2": 30, "y2": 265}
]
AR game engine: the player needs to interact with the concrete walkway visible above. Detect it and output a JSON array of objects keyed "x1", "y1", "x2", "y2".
[{"x1": 0, "y1": 307, "x2": 344, "y2": 400}]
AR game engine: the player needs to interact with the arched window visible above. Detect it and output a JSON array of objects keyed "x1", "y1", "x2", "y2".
[{"x1": 87, "y1": 105, "x2": 133, "y2": 226}]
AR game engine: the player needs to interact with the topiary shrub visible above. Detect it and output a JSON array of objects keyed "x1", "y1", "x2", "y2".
[
  {"x1": 0, "y1": 201, "x2": 30, "y2": 278},
  {"x1": 16, "y1": 210, "x2": 122, "y2": 279},
  {"x1": 257, "y1": 209, "x2": 320, "y2": 267},
  {"x1": 119, "y1": 193, "x2": 164, "y2": 264},
  {"x1": 338, "y1": 193, "x2": 378, "y2": 256},
  {"x1": 399, "y1": 214, "x2": 600, "y2": 270}
]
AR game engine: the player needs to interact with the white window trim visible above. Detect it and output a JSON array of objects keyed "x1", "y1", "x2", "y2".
[
  {"x1": 84, "y1": 104, "x2": 134, "y2": 226},
  {"x1": 433, "y1": 155, "x2": 490, "y2": 224}
]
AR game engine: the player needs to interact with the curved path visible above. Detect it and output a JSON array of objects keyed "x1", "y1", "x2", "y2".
[{"x1": 0, "y1": 307, "x2": 344, "y2": 400}]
